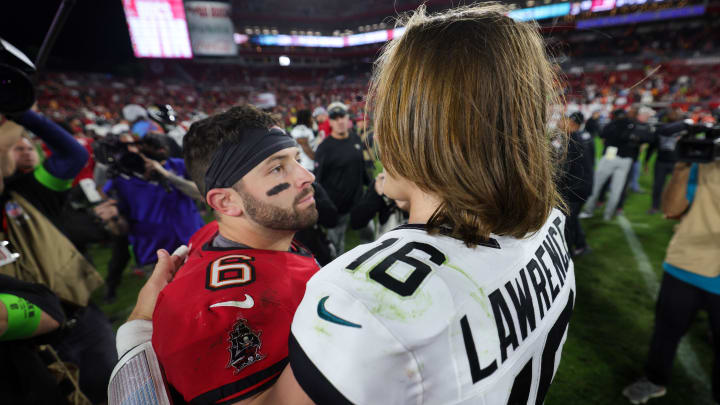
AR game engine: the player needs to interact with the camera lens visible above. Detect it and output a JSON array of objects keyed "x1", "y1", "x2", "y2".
[{"x1": 0, "y1": 64, "x2": 35, "y2": 114}]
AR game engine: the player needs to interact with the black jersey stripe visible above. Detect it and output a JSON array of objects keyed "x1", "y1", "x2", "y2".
[
  {"x1": 288, "y1": 333, "x2": 353, "y2": 405},
  {"x1": 214, "y1": 375, "x2": 281, "y2": 405},
  {"x1": 189, "y1": 358, "x2": 288, "y2": 405}
]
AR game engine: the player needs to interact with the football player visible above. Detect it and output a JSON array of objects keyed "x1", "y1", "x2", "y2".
[
  {"x1": 253, "y1": 4, "x2": 577, "y2": 404},
  {"x1": 113, "y1": 105, "x2": 322, "y2": 405}
]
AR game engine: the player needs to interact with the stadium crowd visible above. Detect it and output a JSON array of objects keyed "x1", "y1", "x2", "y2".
[
  {"x1": 1, "y1": 5, "x2": 719, "y2": 405},
  {"x1": 35, "y1": 59, "x2": 720, "y2": 133}
]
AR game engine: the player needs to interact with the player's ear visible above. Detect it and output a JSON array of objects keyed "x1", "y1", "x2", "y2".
[{"x1": 206, "y1": 188, "x2": 244, "y2": 217}]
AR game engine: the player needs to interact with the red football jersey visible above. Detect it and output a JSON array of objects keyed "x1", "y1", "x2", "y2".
[
  {"x1": 152, "y1": 229, "x2": 320, "y2": 404},
  {"x1": 187, "y1": 221, "x2": 219, "y2": 254}
]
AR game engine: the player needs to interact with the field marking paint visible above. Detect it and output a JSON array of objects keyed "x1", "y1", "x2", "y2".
[{"x1": 617, "y1": 214, "x2": 711, "y2": 395}]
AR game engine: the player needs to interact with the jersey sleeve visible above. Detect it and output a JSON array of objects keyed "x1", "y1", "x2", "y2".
[
  {"x1": 289, "y1": 278, "x2": 422, "y2": 405},
  {"x1": 14, "y1": 110, "x2": 88, "y2": 182}
]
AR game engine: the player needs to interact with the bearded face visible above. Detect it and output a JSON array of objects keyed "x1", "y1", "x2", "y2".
[{"x1": 237, "y1": 185, "x2": 318, "y2": 231}]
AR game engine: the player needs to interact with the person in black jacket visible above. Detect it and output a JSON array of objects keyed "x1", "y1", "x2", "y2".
[
  {"x1": 313, "y1": 102, "x2": 369, "y2": 255},
  {"x1": 644, "y1": 109, "x2": 685, "y2": 214},
  {"x1": 581, "y1": 106, "x2": 655, "y2": 220},
  {"x1": 350, "y1": 172, "x2": 408, "y2": 240},
  {"x1": 293, "y1": 182, "x2": 338, "y2": 266},
  {"x1": 584, "y1": 110, "x2": 602, "y2": 138},
  {"x1": 558, "y1": 112, "x2": 594, "y2": 256}
]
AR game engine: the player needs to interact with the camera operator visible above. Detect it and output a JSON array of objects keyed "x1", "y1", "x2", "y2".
[
  {"x1": 10, "y1": 135, "x2": 38, "y2": 175},
  {"x1": 3, "y1": 110, "x2": 89, "y2": 228},
  {"x1": 623, "y1": 155, "x2": 720, "y2": 404},
  {"x1": 98, "y1": 133, "x2": 204, "y2": 276},
  {"x1": 644, "y1": 109, "x2": 685, "y2": 214},
  {"x1": 581, "y1": 105, "x2": 655, "y2": 221},
  {"x1": 147, "y1": 104, "x2": 184, "y2": 158},
  {"x1": 0, "y1": 114, "x2": 114, "y2": 404},
  {"x1": 88, "y1": 134, "x2": 137, "y2": 303}
]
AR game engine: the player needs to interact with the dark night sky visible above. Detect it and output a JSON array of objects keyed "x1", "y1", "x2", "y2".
[{"x1": 0, "y1": 0, "x2": 136, "y2": 72}]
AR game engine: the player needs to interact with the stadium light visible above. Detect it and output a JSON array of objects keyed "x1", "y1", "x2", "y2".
[
  {"x1": 279, "y1": 55, "x2": 291, "y2": 66},
  {"x1": 233, "y1": 33, "x2": 249, "y2": 44}
]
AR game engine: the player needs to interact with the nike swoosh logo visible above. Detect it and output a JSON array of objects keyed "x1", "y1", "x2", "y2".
[
  {"x1": 317, "y1": 296, "x2": 361, "y2": 328},
  {"x1": 210, "y1": 294, "x2": 254, "y2": 309}
]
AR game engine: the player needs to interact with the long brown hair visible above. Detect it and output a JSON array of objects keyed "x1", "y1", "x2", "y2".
[{"x1": 368, "y1": 3, "x2": 565, "y2": 245}]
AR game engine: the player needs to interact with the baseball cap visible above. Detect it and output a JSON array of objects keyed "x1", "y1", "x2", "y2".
[
  {"x1": 312, "y1": 107, "x2": 327, "y2": 118},
  {"x1": 327, "y1": 102, "x2": 348, "y2": 119}
]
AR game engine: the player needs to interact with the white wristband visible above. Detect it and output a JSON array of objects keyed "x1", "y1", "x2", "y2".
[{"x1": 116, "y1": 319, "x2": 153, "y2": 359}]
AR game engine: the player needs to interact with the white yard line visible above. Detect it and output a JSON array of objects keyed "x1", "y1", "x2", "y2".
[{"x1": 617, "y1": 214, "x2": 711, "y2": 395}]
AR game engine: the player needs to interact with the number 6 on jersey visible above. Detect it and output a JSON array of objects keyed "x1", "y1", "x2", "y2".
[{"x1": 206, "y1": 255, "x2": 255, "y2": 290}]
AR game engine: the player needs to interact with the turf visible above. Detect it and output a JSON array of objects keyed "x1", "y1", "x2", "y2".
[{"x1": 88, "y1": 157, "x2": 716, "y2": 404}]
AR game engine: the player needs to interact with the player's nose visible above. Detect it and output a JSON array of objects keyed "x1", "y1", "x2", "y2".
[{"x1": 295, "y1": 164, "x2": 315, "y2": 186}]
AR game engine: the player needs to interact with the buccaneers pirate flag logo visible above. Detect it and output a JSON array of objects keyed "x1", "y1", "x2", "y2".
[{"x1": 227, "y1": 319, "x2": 265, "y2": 374}]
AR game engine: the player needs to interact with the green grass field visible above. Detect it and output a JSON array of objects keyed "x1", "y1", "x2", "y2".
[
  {"x1": 88, "y1": 156, "x2": 715, "y2": 404},
  {"x1": 546, "y1": 174, "x2": 715, "y2": 404}
]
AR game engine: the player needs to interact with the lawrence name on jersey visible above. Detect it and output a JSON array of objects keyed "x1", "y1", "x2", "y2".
[{"x1": 289, "y1": 209, "x2": 575, "y2": 405}]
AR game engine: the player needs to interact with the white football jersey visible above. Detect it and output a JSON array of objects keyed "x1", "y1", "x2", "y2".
[{"x1": 289, "y1": 209, "x2": 575, "y2": 405}]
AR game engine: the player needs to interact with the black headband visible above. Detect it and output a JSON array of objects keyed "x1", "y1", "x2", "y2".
[{"x1": 204, "y1": 128, "x2": 297, "y2": 195}]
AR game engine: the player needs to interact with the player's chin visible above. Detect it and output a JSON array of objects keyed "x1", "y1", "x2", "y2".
[
  {"x1": 304, "y1": 203, "x2": 318, "y2": 217},
  {"x1": 298, "y1": 205, "x2": 319, "y2": 226}
]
